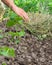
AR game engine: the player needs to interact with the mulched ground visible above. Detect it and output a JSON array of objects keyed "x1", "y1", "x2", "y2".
[{"x1": 0, "y1": 21, "x2": 52, "y2": 65}]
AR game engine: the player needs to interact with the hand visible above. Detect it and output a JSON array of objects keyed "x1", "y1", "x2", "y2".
[
  {"x1": 2, "y1": 0, "x2": 29, "y2": 22},
  {"x1": 12, "y1": 5, "x2": 29, "y2": 22}
]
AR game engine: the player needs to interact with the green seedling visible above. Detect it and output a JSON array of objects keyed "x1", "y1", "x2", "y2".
[
  {"x1": 8, "y1": 30, "x2": 25, "y2": 38},
  {"x1": 0, "y1": 46, "x2": 15, "y2": 57},
  {"x1": 15, "y1": 39, "x2": 20, "y2": 44},
  {"x1": 0, "y1": 30, "x2": 3, "y2": 33},
  {"x1": 2, "y1": 62, "x2": 7, "y2": 65},
  {"x1": 0, "y1": 34, "x2": 4, "y2": 39},
  {"x1": 8, "y1": 30, "x2": 25, "y2": 43}
]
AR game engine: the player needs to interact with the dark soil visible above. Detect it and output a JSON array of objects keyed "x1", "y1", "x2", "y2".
[{"x1": 0, "y1": 21, "x2": 52, "y2": 65}]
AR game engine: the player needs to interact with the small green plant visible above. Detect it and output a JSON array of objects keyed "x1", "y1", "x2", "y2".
[
  {"x1": 0, "y1": 30, "x2": 3, "y2": 33},
  {"x1": 7, "y1": 30, "x2": 25, "y2": 43},
  {"x1": 37, "y1": 34, "x2": 47, "y2": 40},
  {"x1": 8, "y1": 30, "x2": 25, "y2": 37},
  {"x1": 0, "y1": 46, "x2": 15, "y2": 57},
  {"x1": 0, "y1": 34, "x2": 3, "y2": 39},
  {"x1": 2, "y1": 62, "x2": 7, "y2": 65},
  {"x1": 14, "y1": 0, "x2": 52, "y2": 14},
  {"x1": 15, "y1": 39, "x2": 20, "y2": 44}
]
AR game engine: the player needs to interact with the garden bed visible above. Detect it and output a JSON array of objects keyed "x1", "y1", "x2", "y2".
[{"x1": 0, "y1": 14, "x2": 52, "y2": 65}]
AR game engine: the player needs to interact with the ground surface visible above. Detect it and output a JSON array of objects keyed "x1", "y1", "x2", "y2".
[{"x1": 0, "y1": 21, "x2": 52, "y2": 65}]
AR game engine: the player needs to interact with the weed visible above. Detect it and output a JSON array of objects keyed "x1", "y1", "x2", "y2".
[
  {"x1": 2, "y1": 62, "x2": 7, "y2": 65},
  {"x1": 0, "y1": 46, "x2": 15, "y2": 57}
]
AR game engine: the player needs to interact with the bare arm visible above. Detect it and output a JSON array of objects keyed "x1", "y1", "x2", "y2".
[{"x1": 2, "y1": 0, "x2": 29, "y2": 21}]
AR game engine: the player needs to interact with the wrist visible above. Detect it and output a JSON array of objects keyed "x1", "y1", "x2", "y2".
[
  {"x1": 2, "y1": 0, "x2": 14, "y2": 8},
  {"x1": 11, "y1": 4, "x2": 19, "y2": 12}
]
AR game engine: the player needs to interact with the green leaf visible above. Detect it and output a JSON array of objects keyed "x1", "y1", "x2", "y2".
[
  {"x1": 18, "y1": 31, "x2": 25, "y2": 37},
  {"x1": 8, "y1": 31, "x2": 16, "y2": 37},
  {"x1": 2, "y1": 62, "x2": 7, "y2": 65},
  {"x1": 0, "y1": 30, "x2": 3, "y2": 33},
  {"x1": 0, "y1": 46, "x2": 15, "y2": 57},
  {"x1": 8, "y1": 30, "x2": 25, "y2": 37},
  {"x1": 0, "y1": 34, "x2": 3, "y2": 39},
  {"x1": 42, "y1": 34, "x2": 47, "y2": 38},
  {"x1": 49, "y1": 2, "x2": 52, "y2": 6},
  {"x1": 15, "y1": 40, "x2": 20, "y2": 44},
  {"x1": 6, "y1": 20, "x2": 17, "y2": 27}
]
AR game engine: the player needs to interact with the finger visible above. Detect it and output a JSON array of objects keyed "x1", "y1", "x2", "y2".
[
  {"x1": 18, "y1": 8, "x2": 29, "y2": 21},
  {"x1": 17, "y1": 11, "x2": 29, "y2": 21},
  {"x1": 20, "y1": 11, "x2": 29, "y2": 21},
  {"x1": 22, "y1": 13, "x2": 29, "y2": 22}
]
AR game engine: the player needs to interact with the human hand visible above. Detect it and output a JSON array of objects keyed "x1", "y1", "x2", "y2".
[
  {"x1": 12, "y1": 5, "x2": 29, "y2": 22},
  {"x1": 2, "y1": 0, "x2": 29, "y2": 22}
]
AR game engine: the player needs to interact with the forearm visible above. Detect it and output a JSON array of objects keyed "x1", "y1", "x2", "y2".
[
  {"x1": 1, "y1": 0, "x2": 14, "y2": 8},
  {"x1": 1, "y1": 0, "x2": 29, "y2": 21}
]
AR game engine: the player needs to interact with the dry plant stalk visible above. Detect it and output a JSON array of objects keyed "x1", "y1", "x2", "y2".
[{"x1": 23, "y1": 12, "x2": 52, "y2": 37}]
